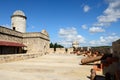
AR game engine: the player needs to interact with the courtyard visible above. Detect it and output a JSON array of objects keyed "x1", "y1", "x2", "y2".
[{"x1": 0, "y1": 53, "x2": 92, "y2": 80}]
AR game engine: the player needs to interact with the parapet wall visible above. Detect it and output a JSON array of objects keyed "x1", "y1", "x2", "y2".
[
  {"x1": 48, "y1": 48, "x2": 73, "y2": 54},
  {"x1": 112, "y1": 39, "x2": 120, "y2": 59},
  {"x1": 23, "y1": 32, "x2": 49, "y2": 41},
  {"x1": 23, "y1": 32, "x2": 50, "y2": 54},
  {"x1": 102, "y1": 39, "x2": 120, "y2": 77},
  {"x1": 0, "y1": 53, "x2": 43, "y2": 63},
  {"x1": 0, "y1": 26, "x2": 23, "y2": 43},
  {"x1": 91, "y1": 47, "x2": 111, "y2": 54},
  {"x1": 56, "y1": 48, "x2": 67, "y2": 53}
]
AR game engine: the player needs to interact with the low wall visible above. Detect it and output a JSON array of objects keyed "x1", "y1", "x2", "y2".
[
  {"x1": 0, "y1": 53, "x2": 43, "y2": 63},
  {"x1": 48, "y1": 48, "x2": 54, "y2": 53},
  {"x1": 48, "y1": 48, "x2": 73, "y2": 54},
  {"x1": 55, "y1": 48, "x2": 66, "y2": 53}
]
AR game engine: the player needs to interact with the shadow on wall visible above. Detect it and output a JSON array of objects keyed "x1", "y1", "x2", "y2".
[
  {"x1": 0, "y1": 46, "x2": 26, "y2": 55},
  {"x1": 101, "y1": 54, "x2": 120, "y2": 80}
]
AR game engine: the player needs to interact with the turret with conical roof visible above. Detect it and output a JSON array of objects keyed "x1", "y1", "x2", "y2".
[{"x1": 11, "y1": 10, "x2": 27, "y2": 33}]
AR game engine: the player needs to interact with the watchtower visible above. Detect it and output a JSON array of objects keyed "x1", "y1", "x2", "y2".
[{"x1": 11, "y1": 10, "x2": 27, "y2": 33}]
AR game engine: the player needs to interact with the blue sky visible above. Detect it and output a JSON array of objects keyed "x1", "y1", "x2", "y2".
[{"x1": 0, "y1": 0, "x2": 120, "y2": 47}]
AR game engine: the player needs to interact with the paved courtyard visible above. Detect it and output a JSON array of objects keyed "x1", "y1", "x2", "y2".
[{"x1": 0, "y1": 53, "x2": 92, "y2": 80}]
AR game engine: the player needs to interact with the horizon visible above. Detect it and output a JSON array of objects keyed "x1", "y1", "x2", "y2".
[{"x1": 0, "y1": 0, "x2": 120, "y2": 47}]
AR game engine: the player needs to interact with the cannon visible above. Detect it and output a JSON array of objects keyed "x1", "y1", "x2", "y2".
[
  {"x1": 77, "y1": 51, "x2": 85, "y2": 55},
  {"x1": 81, "y1": 56, "x2": 103, "y2": 64}
]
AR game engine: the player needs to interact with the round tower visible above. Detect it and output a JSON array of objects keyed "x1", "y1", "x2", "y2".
[
  {"x1": 72, "y1": 41, "x2": 79, "y2": 48},
  {"x1": 11, "y1": 10, "x2": 27, "y2": 33}
]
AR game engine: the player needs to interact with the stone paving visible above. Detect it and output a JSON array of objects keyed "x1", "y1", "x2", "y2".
[{"x1": 0, "y1": 53, "x2": 93, "y2": 80}]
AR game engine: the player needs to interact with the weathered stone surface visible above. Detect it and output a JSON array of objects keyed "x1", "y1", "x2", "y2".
[
  {"x1": 0, "y1": 10, "x2": 50, "y2": 54},
  {"x1": 11, "y1": 10, "x2": 26, "y2": 33},
  {"x1": 0, "y1": 53, "x2": 43, "y2": 63},
  {"x1": 0, "y1": 54, "x2": 92, "y2": 80},
  {"x1": 0, "y1": 26, "x2": 23, "y2": 43},
  {"x1": 112, "y1": 39, "x2": 120, "y2": 59},
  {"x1": 0, "y1": 26, "x2": 50, "y2": 54}
]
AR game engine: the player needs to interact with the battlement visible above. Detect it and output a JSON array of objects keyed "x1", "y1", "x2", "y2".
[
  {"x1": 23, "y1": 32, "x2": 49, "y2": 41},
  {"x1": 0, "y1": 26, "x2": 23, "y2": 38}
]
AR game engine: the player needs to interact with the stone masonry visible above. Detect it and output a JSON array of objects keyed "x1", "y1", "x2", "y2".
[{"x1": 0, "y1": 26, "x2": 50, "y2": 54}]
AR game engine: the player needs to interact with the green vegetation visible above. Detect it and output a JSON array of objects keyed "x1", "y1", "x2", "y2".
[
  {"x1": 50, "y1": 42, "x2": 64, "y2": 52},
  {"x1": 50, "y1": 42, "x2": 64, "y2": 48}
]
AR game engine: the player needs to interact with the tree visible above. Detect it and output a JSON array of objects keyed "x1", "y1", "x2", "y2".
[
  {"x1": 50, "y1": 42, "x2": 64, "y2": 48},
  {"x1": 57, "y1": 44, "x2": 64, "y2": 48},
  {"x1": 50, "y1": 42, "x2": 54, "y2": 48}
]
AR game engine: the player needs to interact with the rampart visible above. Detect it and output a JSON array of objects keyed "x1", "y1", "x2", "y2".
[
  {"x1": 112, "y1": 39, "x2": 120, "y2": 59},
  {"x1": 23, "y1": 32, "x2": 50, "y2": 54},
  {"x1": 101, "y1": 39, "x2": 120, "y2": 78},
  {"x1": 0, "y1": 53, "x2": 43, "y2": 63},
  {"x1": 48, "y1": 48, "x2": 73, "y2": 54},
  {"x1": 0, "y1": 26, "x2": 23, "y2": 43},
  {"x1": 23, "y1": 32, "x2": 49, "y2": 41}
]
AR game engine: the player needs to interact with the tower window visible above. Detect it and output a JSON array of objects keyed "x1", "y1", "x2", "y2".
[{"x1": 13, "y1": 27, "x2": 16, "y2": 30}]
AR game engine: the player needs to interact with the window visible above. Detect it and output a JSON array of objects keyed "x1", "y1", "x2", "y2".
[{"x1": 13, "y1": 27, "x2": 16, "y2": 30}]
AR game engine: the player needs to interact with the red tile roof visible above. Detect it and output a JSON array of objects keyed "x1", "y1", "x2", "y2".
[{"x1": 0, "y1": 41, "x2": 26, "y2": 47}]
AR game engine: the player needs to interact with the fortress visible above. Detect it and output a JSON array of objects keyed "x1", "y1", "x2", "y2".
[
  {"x1": 0, "y1": 10, "x2": 73, "y2": 63},
  {"x1": 0, "y1": 10, "x2": 50, "y2": 55},
  {"x1": 0, "y1": 10, "x2": 74, "y2": 63},
  {"x1": 0, "y1": 10, "x2": 120, "y2": 79}
]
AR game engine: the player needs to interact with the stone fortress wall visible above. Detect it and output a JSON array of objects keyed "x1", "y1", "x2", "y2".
[
  {"x1": 0, "y1": 53, "x2": 43, "y2": 63},
  {"x1": 112, "y1": 39, "x2": 120, "y2": 59},
  {"x1": 0, "y1": 26, "x2": 50, "y2": 54},
  {"x1": 0, "y1": 12, "x2": 50, "y2": 62},
  {"x1": 0, "y1": 10, "x2": 50, "y2": 63},
  {"x1": 0, "y1": 26, "x2": 50, "y2": 63},
  {"x1": 23, "y1": 32, "x2": 50, "y2": 54},
  {"x1": 48, "y1": 48, "x2": 73, "y2": 54},
  {"x1": 0, "y1": 10, "x2": 50, "y2": 54},
  {"x1": 101, "y1": 39, "x2": 120, "y2": 78},
  {"x1": 0, "y1": 26, "x2": 23, "y2": 43},
  {"x1": 108, "y1": 39, "x2": 120, "y2": 74}
]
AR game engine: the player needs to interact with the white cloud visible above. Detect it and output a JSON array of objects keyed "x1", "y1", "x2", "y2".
[
  {"x1": 83, "y1": 5, "x2": 90, "y2": 12},
  {"x1": 93, "y1": 22, "x2": 110, "y2": 27},
  {"x1": 95, "y1": 0, "x2": 120, "y2": 27},
  {"x1": 100, "y1": 36, "x2": 106, "y2": 43},
  {"x1": 89, "y1": 34, "x2": 120, "y2": 46},
  {"x1": 59, "y1": 27, "x2": 77, "y2": 37},
  {"x1": 58, "y1": 27, "x2": 85, "y2": 47},
  {"x1": 81, "y1": 24, "x2": 88, "y2": 29},
  {"x1": 89, "y1": 27, "x2": 105, "y2": 33},
  {"x1": 89, "y1": 0, "x2": 120, "y2": 34},
  {"x1": 57, "y1": 40, "x2": 72, "y2": 48}
]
